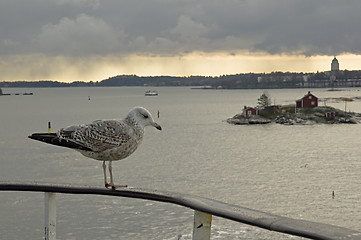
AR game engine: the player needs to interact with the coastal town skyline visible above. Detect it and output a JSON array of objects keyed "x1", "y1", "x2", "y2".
[
  {"x1": 1, "y1": 55, "x2": 361, "y2": 83},
  {"x1": 2, "y1": 56, "x2": 361, "y2": 89}
]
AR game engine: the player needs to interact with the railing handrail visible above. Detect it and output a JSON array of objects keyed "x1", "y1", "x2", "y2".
[{"x1": 1, "y1": 182, "x2": 360, "y2": 240}]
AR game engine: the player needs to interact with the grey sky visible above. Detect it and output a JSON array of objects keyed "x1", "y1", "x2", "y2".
[
  {"x1": 1, "y1": 0, "x2": 360, "y2": 81},
  {"x1": 2, "y1": 0, "x2": 361, "y2": 56}
]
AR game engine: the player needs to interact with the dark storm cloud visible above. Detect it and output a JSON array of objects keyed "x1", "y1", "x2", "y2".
[{"x1": 1, "y1": 0, "x2": 361, "y2": 57}]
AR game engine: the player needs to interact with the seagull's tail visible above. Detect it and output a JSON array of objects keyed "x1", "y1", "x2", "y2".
[{"x1": 28, "y1": 133, "x2": 92, "y2": 151}]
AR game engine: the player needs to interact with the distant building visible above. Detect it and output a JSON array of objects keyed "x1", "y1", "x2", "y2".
[
  {"x1": 0, "y1": 88, "x2": 2, "y2": 95},
  {"x1": 331, "y1": 57, "x2": 339, "y2": 71},
  {"x1": 243, "y1": 106, "x2": 258, "y2": 117},
  {"x1": 296, "y1": 91, "x2": 318, "y2": 108},
  {"x1": 303, "y1": 75, "x2": 309, "y2": 82},
  {"x1": 325, "y1": 112, "x2": 335, "y2": 119}
]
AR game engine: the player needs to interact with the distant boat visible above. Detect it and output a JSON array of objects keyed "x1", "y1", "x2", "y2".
[{"x1": 145, "y1": 90, "x2": 158, "y2": 96}]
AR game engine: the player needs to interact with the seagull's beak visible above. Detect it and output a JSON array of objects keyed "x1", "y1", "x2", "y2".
[{"x1": 152, "y1": 122, "x2": 162, "y2": 130}]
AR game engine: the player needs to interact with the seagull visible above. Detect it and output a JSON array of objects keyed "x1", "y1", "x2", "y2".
[{"x1": 28, "y1": 107, "x2": 162, "y2": 189}]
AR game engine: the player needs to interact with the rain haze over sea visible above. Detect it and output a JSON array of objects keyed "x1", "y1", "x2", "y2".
[{"x1": 1, "y1": 87, "x2": 361, "y2": 239}]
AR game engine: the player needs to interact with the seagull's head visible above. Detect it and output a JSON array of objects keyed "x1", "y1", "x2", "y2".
[{"x1": 128, "y1": 107, "x2": 162, "y2": 130}]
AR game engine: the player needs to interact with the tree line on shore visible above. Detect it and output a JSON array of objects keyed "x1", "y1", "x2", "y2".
[{"x1": 2, "y1": 70, "x2": 361, "y2": 88}]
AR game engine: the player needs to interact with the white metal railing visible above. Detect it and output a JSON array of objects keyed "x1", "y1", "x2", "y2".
[
  {"x1": 45, "y1": 192, "x2": 211, "y2": 240},
  {"x1": 45, "y1": 192, "x2": 56, "y2": 240},
  {"x1": 1, "y1": 182, "x2": 361, "y2": 240}
]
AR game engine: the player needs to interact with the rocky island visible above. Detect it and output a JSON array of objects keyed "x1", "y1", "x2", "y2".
[
  {"x1": 227, "y1": 91, "x2": 361, "y2": 125},
  {"x1": 227, "y1": 105, "x2": 361, "y2": 125}
]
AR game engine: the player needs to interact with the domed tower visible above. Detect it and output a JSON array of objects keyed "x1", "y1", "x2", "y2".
[{"x1": 331, "y1": 57, "x2": 339, "y2": 71}]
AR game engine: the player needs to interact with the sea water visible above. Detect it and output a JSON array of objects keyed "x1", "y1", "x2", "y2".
[{"x1": 1, "y1": 87, "x2": 361, "y2": 239}]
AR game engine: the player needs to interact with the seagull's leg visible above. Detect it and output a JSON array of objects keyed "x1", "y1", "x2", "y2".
[
  {"x1": 103, "y1": 161, "x2": 111, "y2": 188},
  {"x1": 108, "y1": 161, "x2": 114, "y2": 187},
  {"x1": 108, "y1": 161, "x2": 127, "y2": 189}
]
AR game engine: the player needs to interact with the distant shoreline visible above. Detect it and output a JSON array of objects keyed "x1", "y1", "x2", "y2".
[{"x1": 2, "y1": 70, "x2": 361, "y2": 89}]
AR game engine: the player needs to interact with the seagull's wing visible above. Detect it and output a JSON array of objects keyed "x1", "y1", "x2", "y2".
[
  {"x1": 59, "y1": 120, "x2": 133, "y2": 152},
  {"x1": 28, "y1": 132, "x2": 93, "y2": 151}
]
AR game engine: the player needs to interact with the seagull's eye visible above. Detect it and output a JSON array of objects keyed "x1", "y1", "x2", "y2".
[{"x1": 142, "y1": 114, "x2": 149, "y2": 119}]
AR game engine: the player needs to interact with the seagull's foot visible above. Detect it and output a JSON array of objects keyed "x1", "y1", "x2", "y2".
[
  {"x1": 105, "y1": 183, "x2": 128, "y2": 189},
  {"x1": 111, "y1": 184, "x2": 128, "y2": 190}
]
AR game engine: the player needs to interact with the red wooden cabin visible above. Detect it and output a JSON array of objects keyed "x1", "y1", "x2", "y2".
[
  {"x1": 243, "y1": 106, "x2": 258, "y2": 117},
  {"x1": 296, "y1": 91, "x2": 318, "y2": 108}
]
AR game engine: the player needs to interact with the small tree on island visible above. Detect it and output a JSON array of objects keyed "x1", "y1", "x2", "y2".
[{"x1": 257, "y1": 92, "x2": 271, "y2": 109}]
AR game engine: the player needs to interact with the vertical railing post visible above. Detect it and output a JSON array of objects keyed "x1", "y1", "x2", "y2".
[
  {"x1": 192, "y1": 210, "x2": 212, "y2": 240},
  {"x1": 44, "y1": 192, "x2": 56, "y2": 240}
]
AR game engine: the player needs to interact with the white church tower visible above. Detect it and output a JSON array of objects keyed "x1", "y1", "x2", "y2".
[{"x1": 331, "y1": 57, "x2": 339, "y2": 71}]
